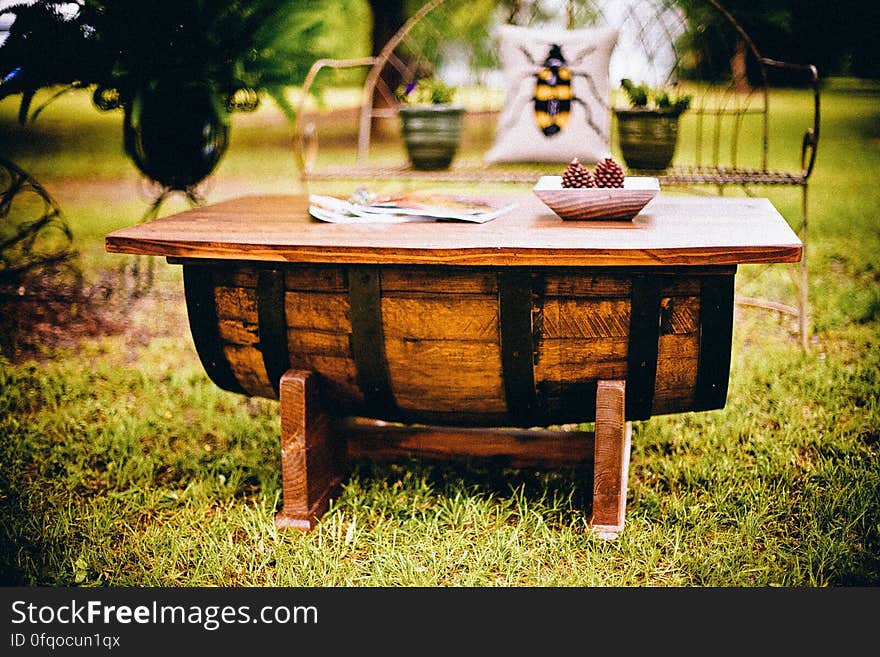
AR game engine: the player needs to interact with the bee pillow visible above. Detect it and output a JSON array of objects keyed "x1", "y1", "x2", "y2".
[{"x1": 485, "y1": 25, "x2": 619, "y2": 164}]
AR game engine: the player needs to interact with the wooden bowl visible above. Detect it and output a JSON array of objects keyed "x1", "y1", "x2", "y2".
[{"x1": 533, "y1": 176, "x2": 660, "y2": 221}]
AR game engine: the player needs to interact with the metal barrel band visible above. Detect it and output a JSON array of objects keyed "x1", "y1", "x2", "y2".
[
  {"x1": 348, "y1": 265, "x2": 398, "y2": 419},
  {"x1": 694, "y1": 271, "x2": 736, "y2": 411},
  {"x1": 183, "y1": 264, "x2": 246, "y2": 395},
  {"x1": 256, "y1": 267, "x2": 290, "y2": 397},
  {"x1": 498, "y1": 269, "x2": 540, "y2": 427},
  {"x1": 626, "y1": 274, "x2": 662, "y2": 420}
]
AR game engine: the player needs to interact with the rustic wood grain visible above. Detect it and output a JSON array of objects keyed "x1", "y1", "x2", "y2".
[
  {"x1": 536, "y1": 336, "x2": 630, "y2": 368},
  {"x1": 217, "y1": 317, "x2": 260, "y2": 346},
  {"x1": 212, "y1": 264, "x2": 726, "y2": 424},
  {"x1": 285, "y1": 266, "x2": 347, "y2": 292},
  {"x1": 212, "y1": 283, "x2": 275, "y2": 398},
  {"x1": 274, "y1": 369, "x2": 342, "y2": 531},
  {"x1": 381, "y1": 295, "x2": 497, "y2": 340},
  {"x1": 590, "y1": 380, "x2": 631, "y2": 539},
  {"x1": 287, "y1": 354, "x2": 362, "y2": 409},
  {"x1": 660, "y1": 296, "x2": 700, "y2": 334},
  {"x1": 223, "y1": 345, "x2": 274, "y2": 399},
  {"x1": 381, "y1": 268, "x2": 497, "y2": 295},
  {"x1": 340, "y1": 420, "x2": 595, "y2": 469},
  {"x1": 213, "y1": 267, "x2": 258, "y2": 288},
  {"x1": 215, "y1": 285, "x2": 259, "y2": 318},
  {"x1": 533, "y1": 185, "x2": 659, "y2": 221},
  {"x1": 106, "y1": 193, "x2": 802, "y2": 267},
  {"x1": 542, "y1": 298, "x2": 631, "y2": 338},
  {"x1": 284, "y1": 291, "x2": 350, "y2": 331},
  {"x1": 287, "y1": 328, "x2": 350, "y2": 358},
  {"x1": 386, "y1": 339, "x2": 505, "y2": 414},
  {"x1": 544, "y1": 274, "x2": 631, "y2": 298},
  {"x1": 281, "y1": 288, "x2": 356, "y2": 403},
  {"x1": 537, "y1": 358, "x2": 628, "y2": 385}
]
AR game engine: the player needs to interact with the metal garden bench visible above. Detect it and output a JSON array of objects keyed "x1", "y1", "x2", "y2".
[{"x1": 292, "y1": 0, "x2": 819, "y2": 348}]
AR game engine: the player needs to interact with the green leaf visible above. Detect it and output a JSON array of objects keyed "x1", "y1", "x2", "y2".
[{"x1": 73, "y1": 556, "x2": 88, "y2": 584}]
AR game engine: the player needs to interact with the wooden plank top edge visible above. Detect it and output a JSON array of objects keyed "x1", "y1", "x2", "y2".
[{"x1": 105, "y1": 193, "x2": 803, "y2": 267}]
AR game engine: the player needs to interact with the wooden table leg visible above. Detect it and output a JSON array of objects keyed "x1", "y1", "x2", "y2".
[
  {"x1": 590, "y1": 380, "x2": 632, "y2": 540},
  {"x1": 274, "y1": 369, "x2": 342, "y2": 531}
]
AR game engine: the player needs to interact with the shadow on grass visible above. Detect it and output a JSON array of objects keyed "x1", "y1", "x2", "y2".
[{"x1": 343, "y1": 456, "x2": 594, "y2": 526}]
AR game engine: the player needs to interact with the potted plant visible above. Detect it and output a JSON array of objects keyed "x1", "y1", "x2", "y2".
[
  {"x1": 396, "y1": 77, "x2": 464, "y2": 171},
  {"x1": 614, "y1": 78, "x2": 692, "y2": 171},
  {"x1": 0, "y1": 1, "x2": 332, "y2": 193}
]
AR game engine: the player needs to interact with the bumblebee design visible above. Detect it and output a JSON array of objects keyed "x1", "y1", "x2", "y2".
[{"x1": 513, "y1": 43, "x2": 607, "y2": 140}]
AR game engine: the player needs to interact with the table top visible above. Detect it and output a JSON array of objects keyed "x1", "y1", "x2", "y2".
[{"x1": 105, "y1": 193, "x2": 802, "y2": 267}]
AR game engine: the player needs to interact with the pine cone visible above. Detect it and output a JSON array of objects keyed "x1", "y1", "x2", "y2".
[
  {"x1": 593, "y1": 157, "x2": 625, "y2": 188},
  {"x1": 561, "y1": 158, "x2": 595, "y2": 188}
]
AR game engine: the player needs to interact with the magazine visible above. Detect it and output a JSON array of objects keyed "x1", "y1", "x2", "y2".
[{"x1": 309, "y1": 188, "x2": 517, "y2": 224}]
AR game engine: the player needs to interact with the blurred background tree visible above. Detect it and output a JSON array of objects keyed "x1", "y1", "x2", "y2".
[
  {"x1": 1, "y1": 0, "x2": 875, "y2": 194},
  {"x1": 676, "y1": 0, "x2": 878, "y2": 86},
  {"x1": 0, "y1": 0, "x2": 367, "y2": 194},
  {"x1": 364, "y1": 0, "x2": 878, "y2": 83},
  {"x1": 0, "y1": 0, "x2": 351, "y2": 121}
]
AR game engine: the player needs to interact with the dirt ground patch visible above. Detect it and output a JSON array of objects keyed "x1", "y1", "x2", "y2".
[
  {"x1": 0, "y1": 257, "x2": 187, "y2": 363},
  {"x1": 0, "y1": 173, "x2": 246, "y2": 364}
]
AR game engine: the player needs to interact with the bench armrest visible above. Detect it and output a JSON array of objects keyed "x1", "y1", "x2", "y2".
[
  {"x1": 760, "y1": 57, "x2": 820, "y2": 179},
  {"x1": 293, "y1": 56, "x2": 378, "y2": 177}
]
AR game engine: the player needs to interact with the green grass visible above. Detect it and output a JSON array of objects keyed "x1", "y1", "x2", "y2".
[{"x1": 1, "y1": 79, "x2": 878, "y2": 587}]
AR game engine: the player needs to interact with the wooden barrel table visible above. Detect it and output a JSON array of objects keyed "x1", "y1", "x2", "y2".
[
  {"x1": 106, "y1": 192, "x2": 801, "y2": 537},
  {"x1": 183, "y1": 262, "x2": 733, "y2": 427}
]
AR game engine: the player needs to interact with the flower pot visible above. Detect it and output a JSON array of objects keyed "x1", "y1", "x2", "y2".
[
  {"x1": 614, "y1": 108, "x2": 681, "y2": 171},
  {"x1": 398, "y1": 105, "x2": 464, "y2": 171},
  {"x1": 123, "y1": 80, "x2": 231, "y2": 190}
]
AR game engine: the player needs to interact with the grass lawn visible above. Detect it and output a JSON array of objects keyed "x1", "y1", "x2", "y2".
[{"x1": 0, "y1": 77, "x2": 878, "y2": 587}]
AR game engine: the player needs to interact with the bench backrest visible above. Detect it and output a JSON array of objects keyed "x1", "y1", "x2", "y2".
[{"x1": 296, "y1": 0, "x2": 818, "y2": 178}]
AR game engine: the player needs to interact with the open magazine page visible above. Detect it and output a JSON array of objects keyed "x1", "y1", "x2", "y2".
[{"x1": 309, "y1": 188, "x2": 517, "y2": 224}]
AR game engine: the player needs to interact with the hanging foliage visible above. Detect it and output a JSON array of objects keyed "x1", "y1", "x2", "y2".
[{"x1": 0, "y1": 0, "x2": 340, "y2": 123}]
